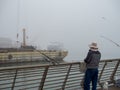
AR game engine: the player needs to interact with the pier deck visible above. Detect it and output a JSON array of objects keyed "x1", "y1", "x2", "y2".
[
  {"x1": 98, "y1": 85, "x2": 120, "y2": 90},
  {"x1": 108, "y1": 86, "x2": 120, "y2": 90}
]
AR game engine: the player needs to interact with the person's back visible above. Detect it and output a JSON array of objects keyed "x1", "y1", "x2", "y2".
[
  {"x1": 84, "y1": 42, "x2": 101, "y2": 90},
  {"x1": 85, "y1": 50, "x2": 101, "y2": 69}
]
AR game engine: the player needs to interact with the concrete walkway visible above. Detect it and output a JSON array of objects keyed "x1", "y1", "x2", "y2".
[
  {"x1": 108, "y1": 86, "x2": 120, "y2": 90},
  {"x1": 98, "y1": 86, "x2": 120, "y2": 90}
]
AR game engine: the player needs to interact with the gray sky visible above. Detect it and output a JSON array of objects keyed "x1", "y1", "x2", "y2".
[{"x1": 0, "y1": 0, "x2": 120, "y2": 62}]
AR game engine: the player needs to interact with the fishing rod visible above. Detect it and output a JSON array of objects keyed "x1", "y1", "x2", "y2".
[
  {"x1": 36, "y1": 50, "x2": 59, "y2": 65},
  {"x1": 100, "y1": 35, "x2": 120, "y2": 47}
]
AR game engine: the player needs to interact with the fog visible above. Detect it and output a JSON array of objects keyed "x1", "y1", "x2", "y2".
[{"x1": 0, "y1": 0, "x2": 120, "y2": 62}]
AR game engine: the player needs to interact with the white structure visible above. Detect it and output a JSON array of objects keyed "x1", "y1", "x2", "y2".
[
  {"x1": 47, "y1": 42, "x2": 64, "y2": 51},
  {"x1": 0, "y1": 37, "x2": 13, "y2": 48}
]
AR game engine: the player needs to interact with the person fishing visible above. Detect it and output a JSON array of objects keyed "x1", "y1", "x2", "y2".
[{"x1": 84, "y1": 42, "x2": 101, "y2": 90}]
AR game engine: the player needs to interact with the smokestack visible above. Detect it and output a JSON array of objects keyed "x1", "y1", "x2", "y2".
[{"x1": 23, "y1": 28, "x2": 26, "y2": 47}]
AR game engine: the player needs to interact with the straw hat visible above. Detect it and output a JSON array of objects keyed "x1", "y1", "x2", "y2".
[{"x1": 89, "y1": 42, "x2": 98, "y2": 49}]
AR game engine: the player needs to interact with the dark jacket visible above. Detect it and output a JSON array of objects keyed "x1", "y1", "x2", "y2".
[{"x1": 84, "y1": 49, "x2": 101, "y2": 69}]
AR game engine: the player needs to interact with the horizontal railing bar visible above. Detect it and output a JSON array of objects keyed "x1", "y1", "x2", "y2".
[
  {"x1": 15, "y1": 79, "x2": 41, "y2": 83},
  {"x1": 0, "y1": 75, "x2": 14, "y2": 79},
  {"x1": 43, "y1": 84, "x2": 63, "y2": 88},
  {"x1": 67, "y1": 78, "x2": 81, "y2": 82},
  {"x1": 43, "y1": 84, "x2": 63, "y2": 89},
  {"x1": 43, "y1": 87, "x2": 62, "y2": 90},
  {"x1": 0, "y1": 58, "x2": 120, "y2": 71},
  {"x1": 0, "y1": 86, "x2": 12, "y2": 89},
  {"x1": 44, "y1": 78, "x2": 66, "y2": 83},
  {"x1": 0, "y1": 63, "x2": 78, "y2": 71},
  {"x1": 13, "y1": 82, "x2": 40, "y2": 87},
  {"x1": 15, "y1": 86, "x2": 39, "y2": 90},
  {"x1": 0, "y1": 82, "x2": 13, "y2": 86},
  {"x1": 13, "y1": 85, "x2": 39, "y2": 90},
  {"x1": 68, "y1": 76, "x2": 83, "y2": 80},
  {"x1": 44, "y1": 81, "x2": 64, "y2": 86},
  {"x1": 48, "y1": 70, "x2": 68, "y2": 73},
  {"x1": 17, "y1": 70, "x2": 43, "y2": 73},
  {"x1": 45, "y1": 74, "x2": 67, "y2": 79},
  {"x1": 65, "y1": 84, "x2": 81, "y2": 88},
  {"x1": 15, "y1": 74, "x2": 42, "y2": 78}
]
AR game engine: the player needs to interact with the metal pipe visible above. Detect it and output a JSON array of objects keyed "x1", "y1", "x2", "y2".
[
  {"x1": 110, "y1": 60, "x2": 120, "y2": 82},
  {"x1": 62, "y1": 64, "x2": 72, "y2": 90},
  {"x1": 38, "y1": 66, "x2": 49, "y2": 90},
  {"x1": 11, "y1": 69, "x2": 18, "y2": 90}
]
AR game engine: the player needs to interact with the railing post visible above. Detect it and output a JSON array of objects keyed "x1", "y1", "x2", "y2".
[
  {"x1": 11, "y1": 69, "x2": 18, "y2": 90},
  {"x1": 62, "y1": 64, "x2": 72, "y2": 90},
  {"x1": 38, "y1": 66, "x2": 49, "y2": 90},
  {"x1": 110, "y1": 60, "x2": 120, "y2": 83},
  {"x1": 98, "y1": 61, "x2": 107, "y2": 84}
]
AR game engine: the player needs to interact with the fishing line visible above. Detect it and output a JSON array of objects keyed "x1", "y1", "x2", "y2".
[
  {"x1": 37, "y1": 50, "x2": 59, "y2": 65},
  {"x1": 100, "y1": 35, "x2": 120, "y2": 47}
]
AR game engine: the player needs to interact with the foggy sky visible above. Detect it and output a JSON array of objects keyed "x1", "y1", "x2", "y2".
[{"x1": 0, "y1": 0, "x2": 120, "y2": 62}]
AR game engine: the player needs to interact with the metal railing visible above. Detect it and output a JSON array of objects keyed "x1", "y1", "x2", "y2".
[{"x1": 0, "y1": 58, "x2": 120, "y2": 90}]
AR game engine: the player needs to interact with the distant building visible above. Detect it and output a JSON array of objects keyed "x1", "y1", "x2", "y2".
[{"x1": 0, "y1": 37, "x2": 12, "y2": 48}]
